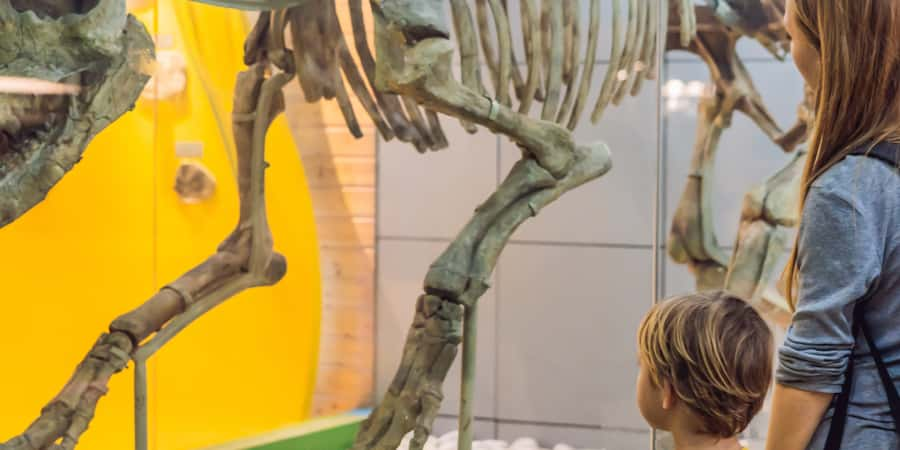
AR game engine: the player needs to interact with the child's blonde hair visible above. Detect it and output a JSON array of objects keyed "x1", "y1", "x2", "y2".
[{"x1": 638, "y1": 291, "x2": 774, "y2": 438}]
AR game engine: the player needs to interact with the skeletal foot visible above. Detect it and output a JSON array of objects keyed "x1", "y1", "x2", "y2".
[{"x1": 352, "y1": 295, "x2": 463, "y2": 450}]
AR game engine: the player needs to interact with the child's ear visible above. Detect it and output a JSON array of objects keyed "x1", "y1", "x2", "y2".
[{"x1": 661, "y1": 380, "x2": 677, "y2": 410}]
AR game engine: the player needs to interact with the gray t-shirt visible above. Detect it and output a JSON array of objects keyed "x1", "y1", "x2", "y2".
[{"x1": 777, "y1": 154, "x2": 900, "y2": 450}]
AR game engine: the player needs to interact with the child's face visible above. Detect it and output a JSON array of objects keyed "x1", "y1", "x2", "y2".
[{"x1": 636, "y1": 358, "x2": 670, "y2": 431}]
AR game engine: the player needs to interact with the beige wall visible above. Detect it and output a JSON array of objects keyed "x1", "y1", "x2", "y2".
[{"x1": 283, "y1": 2, "x2": 377, "y2": 417}]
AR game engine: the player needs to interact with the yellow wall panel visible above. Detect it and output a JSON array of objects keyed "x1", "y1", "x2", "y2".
[
  {"x1": 0, "y1": 2, "x2": 321, "y2": 449},
  {"x1": 0, "y1": 87, "x2": 156, "y2": 450}
]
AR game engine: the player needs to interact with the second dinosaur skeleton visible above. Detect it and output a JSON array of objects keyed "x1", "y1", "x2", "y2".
[{"x1": 665, "y1": 0, "x2": 813, "y2": 325}]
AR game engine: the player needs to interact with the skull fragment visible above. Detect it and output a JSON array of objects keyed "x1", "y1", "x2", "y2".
[{"x1": 0, "y1": 0, "x2": 153, "y2": 227}]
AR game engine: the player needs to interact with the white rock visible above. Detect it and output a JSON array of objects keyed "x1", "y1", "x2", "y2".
[
  {"x1": 401, "y1": 430, "x2": 609, "y2": 450},
  {"x1": 431, "y1": 437, "x2": 443, "y2": 448},
  {"x1": 481, "y1": 439, "x2": 510, "y2": 450},
  {"x1": 510, "y1": 437, "x2": 540, "y2": 449},
  {"x1": 396, "y1": 434, "x2": 411, "y2": 450},
  {"x1": 439, "y1": 430, "x2": 460, "y2": 444}
]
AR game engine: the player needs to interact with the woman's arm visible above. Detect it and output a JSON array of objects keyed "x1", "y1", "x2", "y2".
[
  {"x1": 768, "y1": 183, "x2": 884, "y2": 449},
  {"x1": 766, "y1": 384, "x2": 832, "y2": 450}
]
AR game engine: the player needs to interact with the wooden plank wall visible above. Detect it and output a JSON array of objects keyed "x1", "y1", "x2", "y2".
[{"x1": 282, "y1": 3, "x2": 377, "y2": 417}]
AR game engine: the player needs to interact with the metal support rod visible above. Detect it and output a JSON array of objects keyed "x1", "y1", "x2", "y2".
[
  {"x1": 458, "y1": 302, "x2": 478, "y2": 450},
  {"x1": 130, "y1": 277, "x2": 249, "y2": 450},
  {"x1": 135, "y1": 358, "x2": 149, "y2": 450},
  {"x1": 652, "y1": 0, "x2": 669, "y2": 449}
]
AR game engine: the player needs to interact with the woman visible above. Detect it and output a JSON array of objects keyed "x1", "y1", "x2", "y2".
[{"x1": 766, "y1": 0, "x2": 900, "y2": 449}]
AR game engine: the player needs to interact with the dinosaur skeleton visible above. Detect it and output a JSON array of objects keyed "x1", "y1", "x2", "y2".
[
  {"x1": 0, "y1": 0, "x2": 809, "y2": 449},
  {"x1": 665, "y1": 0, "x2": 813, "y2": 326}
]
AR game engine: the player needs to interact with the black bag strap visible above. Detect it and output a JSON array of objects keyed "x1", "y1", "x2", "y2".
[
  {"x1": 848, "y1": 142, "x2": 900, "y2": 168},
  {"x1": 860, "y1": 312, "x2": 900, "y2": 427},
  {"x1": 823, "y1": 311, "x2": 862, "y2": 450},
  {"x1": 824, "y1": 278, "x2": 900, "y2": 449},
  {"x1": 817, "y1": 142, "x2": 899, "y2": 449}
]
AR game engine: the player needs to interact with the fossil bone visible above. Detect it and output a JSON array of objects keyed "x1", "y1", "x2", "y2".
[
  {"x1": 0, "y1": 0, "x2": 153, "y2": 228},
  {"x1": 0, "y1": 59, "x2": 288, "y2": 450}
]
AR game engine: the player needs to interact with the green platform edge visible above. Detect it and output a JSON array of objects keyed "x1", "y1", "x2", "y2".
[
  {"x1": 201, "y1": 411, "x2": 368, "y2": 450},
  {"x1": 248, "y1": 420, "x2": 360, "y2": 450}
]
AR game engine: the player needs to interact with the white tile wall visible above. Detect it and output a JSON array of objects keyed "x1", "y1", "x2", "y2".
[
  {"x1": 496, "y1": 244, "x2": 652, "y2": 429},
  {"x1": 377, "y1": 119, "x2": 498, "y2": 240},
  {"x1": 663, "y1": 256, "x2": 697, "y2": 298},
  {"x1": 432, "y1": 416, "x2": 497, "y2": 440}
]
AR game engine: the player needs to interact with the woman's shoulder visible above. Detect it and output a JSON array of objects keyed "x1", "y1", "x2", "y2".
[{"x1": 809, "y1": 151, "x2": 900, "y2": 210}]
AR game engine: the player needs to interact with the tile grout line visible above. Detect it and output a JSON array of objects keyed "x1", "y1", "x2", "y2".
[{"x1": 435, "y1": 413, "x2": 650, "y2": 435}]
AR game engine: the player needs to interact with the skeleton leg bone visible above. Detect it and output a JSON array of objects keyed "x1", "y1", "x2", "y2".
[
  {"x1": 0, "y1": 63, "x2": 290, "y2": 450},
  {"x1": 724, "y1": 150, "x2": 805, "y2": 325},
  {"x1": 425, "y1": 156, "x2": 557, "y2": 296},
  {"x1": 667, "y1": 91, "x2": 735, "y2": 290},
  {"x1": 352, "y1": 142, "x2": 611, "y2": 450}
]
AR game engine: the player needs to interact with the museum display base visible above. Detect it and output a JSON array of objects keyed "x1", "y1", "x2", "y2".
[{"x1": 202, "y1": 411, "x2": 367, "y2": 450}]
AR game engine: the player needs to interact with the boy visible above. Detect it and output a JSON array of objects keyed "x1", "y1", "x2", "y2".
[{"x1": 637, "y1": 291, "x2": 773, "y2": 450}]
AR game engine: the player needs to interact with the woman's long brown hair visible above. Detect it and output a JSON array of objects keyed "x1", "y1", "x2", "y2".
[{"x1": 784, "y1": 0, "x2": 900, "y2": 310}]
